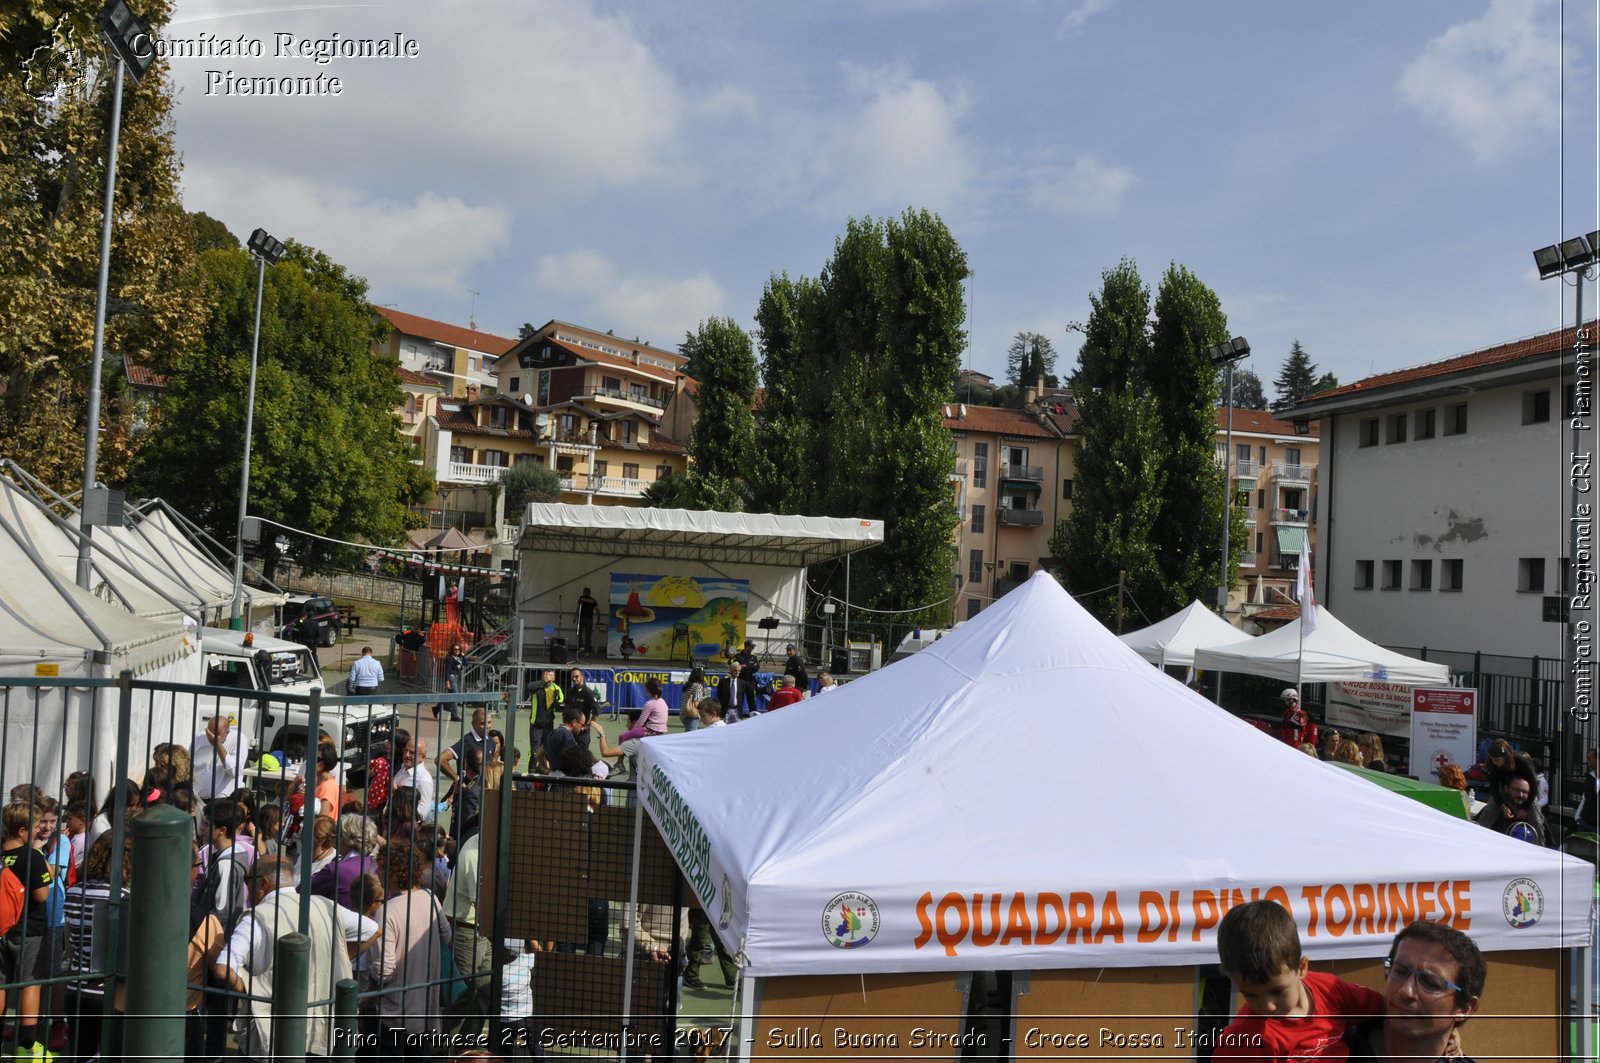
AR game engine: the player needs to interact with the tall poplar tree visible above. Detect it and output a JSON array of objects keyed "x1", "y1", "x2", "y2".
[
  {"x1": 1054, "y1": 259, "x2": 1164, "y2": 627},
  {"x1": 0, "y1": 0, "x2": 206, "y2": 492},
  {"x1": 1147, "y1": 263, "x2": 1239, "y2": 615},
  {"x1": 750, "y1": 210, "x2": 968, "y2": 627},
  {"x1": 678, "y1": 316, "x2": 758, "y2": 510}
]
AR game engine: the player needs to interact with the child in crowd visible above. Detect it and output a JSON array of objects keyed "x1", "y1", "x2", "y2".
[
  {"x1": 62, "y1": 801, "x2": 88, "y2": 885},
  {"x1": 0, "y1": 802, "x2": 55, "y2": 1058},
  {"x1": 1212, "y1": 900, "x2": 1383, "y2": 1061},
  {"x1": 500, "y1": 937, "x2": 541, "y2": 1057}
]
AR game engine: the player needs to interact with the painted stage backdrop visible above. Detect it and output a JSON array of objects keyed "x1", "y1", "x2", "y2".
[{"x1": 607, "y1": 573, "x2": 749, "y2": 661}]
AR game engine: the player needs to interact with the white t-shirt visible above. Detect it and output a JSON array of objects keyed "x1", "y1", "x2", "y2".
[{"x1": 394, "y1": 762, "x2": 435, "y2": 821}]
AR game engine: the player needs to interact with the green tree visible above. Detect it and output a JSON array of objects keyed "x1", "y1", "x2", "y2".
[
  {"x1": 518, "y1": 322, "x2": 536, "y2": 339},
  {"x1": 680, "y1": 317, "x2": 758, "y2": 508},
  {"x1": 188, "y1": 211, "x2": 239, "y2": 253},
  {"x1": 750, "y1": 273, "x2": 820, "y2": 514},
  {"x1": 1220, "y1": 367, "x2": 1268, "y2": 410},
  {"x1": 499, "y1": 461, "x2": 562, "y2": 517},
  {"x1": 132, "y1": 241, "x2": 429, "y2": 578},
  {"x1": 1005, "y1": 331, "x2": 1059, "y2": 393},
  {"x1": 1273, "y1": 340, "x2": 1319, "y2": 410},
  {"x1": 0, "y1": 0, "x2": 206, "y2": 493},
  {"x1": 1056, "y1": 259, "x2": 1164, "y2": 626},
  {"x1": 1147, "y1": 263, "x2": 1246, "y2": 616},
  {"x1": 751, "y1": 211, "x2": 967, "y2": 629},
  {"x1": 1311, "y1": 370, "x2": 1339, "y2": 396}
]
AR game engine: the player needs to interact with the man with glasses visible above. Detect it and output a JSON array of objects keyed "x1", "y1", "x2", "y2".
[
  {"x1": 1343, "y1": 921, "x2": 1484, "y2": 1063},
  {"x1": 1474, "y1": 774, "x2": 1546, "y2": 845}
]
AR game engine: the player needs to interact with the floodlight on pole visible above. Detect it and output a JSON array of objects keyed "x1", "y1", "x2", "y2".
[
  {"x1": 1208, "y1": 336, "x2": 1250, "y2": 616},
  {"x1": 1533, "y1": 231, "x2": 1599, "y2": 836},
  {"x1": 76, "y1": 0, "x2": 153, "y2": 590},
  {"x1": 229, "y1": 228, "x2": 287, "y2": 625}
]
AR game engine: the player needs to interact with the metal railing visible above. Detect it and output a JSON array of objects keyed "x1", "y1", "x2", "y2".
[
  {"x1": 1271, "y1": 461, "x2": 1316, "y2": 481},
  {"x1": 1270, "y1": 507, "x2": 1311, "y2": 524},
  {"x1": 997, "y1": 508, "x2": 1044, "y2": 526},
  {"x1": 576, "y1": 385, "x2": 667, "y2": 410},
  {"x1": 1002, "y1": 464, "x2": 1044, "y2": 482}
]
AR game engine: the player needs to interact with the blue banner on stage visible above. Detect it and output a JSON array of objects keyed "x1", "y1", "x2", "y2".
[{"x1": 567, "y1": 667, "x2": 799, "y2": 713}]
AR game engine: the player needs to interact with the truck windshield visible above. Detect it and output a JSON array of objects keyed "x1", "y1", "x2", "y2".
[{"x1": 266, "y1": 649, "x2": 317, "y2": 687}]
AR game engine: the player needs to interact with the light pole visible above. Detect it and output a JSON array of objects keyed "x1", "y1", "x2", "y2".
[
  {"x1": 229, "y1": 227, "x2": 287, "y2": 626},
  {"x1": 1532, "y1": 231, "x2": 1599, "y2": 824},
  {"x1": 76, "y1": 0, "x2": 154, "y2": 589},
  {"x1": 1208, "y1": 336, "x2": 1250, "y2": 616}
]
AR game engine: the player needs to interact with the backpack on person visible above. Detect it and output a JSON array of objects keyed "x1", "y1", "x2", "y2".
[
  {"x1": 0, "y1": 863, "x2": 25, "y2": 937},
  {"x1": 191, "y1": 849, "x2": 250, "y2": 932}
]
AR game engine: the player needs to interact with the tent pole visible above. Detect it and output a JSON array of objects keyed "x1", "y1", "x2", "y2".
[
  {"x1": 620, "y1": 788, "x2": 646, "y2": 1043},
  {"x1": 845, "y1": 553, "x2": 851, "y2": 655}
]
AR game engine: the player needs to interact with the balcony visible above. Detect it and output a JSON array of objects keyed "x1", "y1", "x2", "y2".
[
  {"x1": 950, "y1": 458, "x2": 968, "y2": 480},
  {"x1": 1002, "y1": 464, "x2": 1044, "y2": 483},
  {"x1": 1231, "y1": 459, "x2": 1263, "y2": 478},
  {"x1": 577, "y1": 385, "x2": 667, "y2": 411},
  {"x1": 997, "y1": 508, "x2": 1044, "y2": 527},
  {"x1": 446, "y1": 461, "x2": 509, "y2": 484},
  {"x1": 1271, "y1": 462, "x2": 1316, "y2": 482},
  {"x1": 1270, "y1": 507, "x2": 1311, "y2": 526},
  {"x1": 557, "y1": 473, "x2": 650, "y2": 498}
]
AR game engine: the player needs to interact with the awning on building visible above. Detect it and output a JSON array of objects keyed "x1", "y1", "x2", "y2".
[{"x1": 1275, "y1": 526, "x2": 1307, "y2": 555}]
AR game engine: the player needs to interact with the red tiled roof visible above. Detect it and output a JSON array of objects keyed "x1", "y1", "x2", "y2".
[
  {"x1": 395, "y1": 365, "x2": 439, "y2": 388},
  {"x1": 435, "y1": 405, "x2": 540, "y2": 438},
  {"x1": 637, "y1": 437, "x2": 687, "y2": 455},
  {"x1": 1306, "y1": 320, "x2": 1597, "y2": 405},
  {"x1": 1249, "y1": 604, "x2": 1302, "y2": 622},
  {"x1": 372, "y1": 306, "x2": 518, "y2": 356},
  {"x1": 942, "y1": 404, "x2": 1058, "y2": 438},
  {"x1": 123, "y1": 356, "x2": 167, "y2": 390},
  {"x1": 1216, "y1": 408, "x2": 1318, "y2": 437}
]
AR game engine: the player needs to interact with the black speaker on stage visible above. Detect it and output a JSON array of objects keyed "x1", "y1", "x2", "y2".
[
  {"x1": 830, "y1": 648, "x2": 850, "y2": 675},
  {"x1": 549, "y1": 637, "x2": 569, "y2": 664}
]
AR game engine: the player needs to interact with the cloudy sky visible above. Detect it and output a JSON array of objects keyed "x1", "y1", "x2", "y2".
[{"x1": 163, "y1": 0, "x2": 1596, "y2": 393}]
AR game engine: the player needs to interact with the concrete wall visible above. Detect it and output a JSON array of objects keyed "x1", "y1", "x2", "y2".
[{"x1": 1319, "y1": 377, "x2": 1566, "y2": 659}]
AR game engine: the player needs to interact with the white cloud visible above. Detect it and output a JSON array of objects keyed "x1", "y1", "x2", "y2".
[
  {"x1": 1056, "y1": 0, "x2": 1116, "y2": 40},
  {"x1": 807, "y1": 65, "x2": 978, "y2": 218},
  {"x1": 1398, "y1": 0, "x2": 1564, "y2": 164},
  {"x1": 183, "y1": 166, "x2": 512, "y2": 297},
  {"x1": 1026, "y1": 157, "x2": 1136, "y2": 217},
  {"x1": 533, "y1": 250, "x2": 728, "y2": 347}
]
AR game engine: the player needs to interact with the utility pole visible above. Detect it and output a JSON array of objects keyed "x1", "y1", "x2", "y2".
[{"x1": 1116, "y1": 569, "x2": 1126, "y2": 634}]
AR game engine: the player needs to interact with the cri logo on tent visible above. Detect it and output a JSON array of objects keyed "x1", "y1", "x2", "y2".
[
  {"x1": 1501, "y1": 878, "x2": 1543, "y2": 929},
  {"x1": 823, "y1": 892, "x2": 881, "y2": 949}
]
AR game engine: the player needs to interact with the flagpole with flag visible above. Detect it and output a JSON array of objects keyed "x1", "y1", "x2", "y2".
[{"x1": 1296, "y1": 534, "x2": 1317, "y2": 695}]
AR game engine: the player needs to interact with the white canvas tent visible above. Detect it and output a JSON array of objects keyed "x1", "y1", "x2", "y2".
[
  {"x1": 1192, "y1": 604, "x2": 1450, "y2": 686},
  {"x1": 637, "y1": 572, "x2": 1587, "y2": 978},
  {"x1": 1118, "y1": 599, "x2": 1252, "y2": 668},
  {"x1": 125, "y1": 507, "x2": 285, "y2": 623},
  {"x1": 0, "y1": 499, "x2": 199, "y2": 801}
]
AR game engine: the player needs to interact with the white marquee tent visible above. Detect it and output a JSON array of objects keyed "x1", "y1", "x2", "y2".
[
  {"x1": 1192, "y1": 604, "x2": 1450, "y2": 686},
  {"x1": 637, "y1": 572, "x2": 1587, "y2": 978},
  {"x1": 1118, "y1": 599, "x2": 1252, "y2": 668}
]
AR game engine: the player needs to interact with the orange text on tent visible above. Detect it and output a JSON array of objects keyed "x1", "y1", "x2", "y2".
[{"x1": 910, "y1": 881, "x2": 1471, "y2": 957}]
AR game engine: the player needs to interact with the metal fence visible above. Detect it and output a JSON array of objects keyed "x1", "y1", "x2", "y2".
[{"x1": 0, "y1": 666, "x2": 708, "y2": 1060}]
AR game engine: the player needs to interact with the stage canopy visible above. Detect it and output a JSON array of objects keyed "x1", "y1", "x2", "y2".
[
  {"x1": 637, "y1": 572, "x2": 1588, "y2": 977},
  {"x1": 1193, "y1": 605, "x2": 1450, "y2": 686},
  {"x1": 1119, "y1": 599, "x2": 1252, "y2": 668},
  {"x1": 516, "y1": 504, "x2": 883, "y2": 567}
]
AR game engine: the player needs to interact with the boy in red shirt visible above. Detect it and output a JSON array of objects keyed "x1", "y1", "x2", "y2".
[{"x1": 1213, "y1": 900, "x2": 1383, "y2": 1062}]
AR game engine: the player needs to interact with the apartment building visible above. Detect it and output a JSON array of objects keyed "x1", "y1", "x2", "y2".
[
  {"x1": 372, "y1": 306, "x2": 517, "y2": 399},
  {"x1": 1217, "y1": 409, "x2": 1321, "y2": 618},
  {"x1": 1288, "y1": 320, "x2": 1592, "y2": 659},
  {"x1": 946, "y1": 402, "x2": 1073, "y2": 619}
]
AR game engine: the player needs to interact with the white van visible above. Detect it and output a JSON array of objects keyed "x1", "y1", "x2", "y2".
[{"x1": 199, "y1": 628, "x2": 395, "y2": 783}]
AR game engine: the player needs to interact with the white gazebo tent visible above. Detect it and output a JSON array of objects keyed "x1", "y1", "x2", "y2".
[
  {"x1": 1192, "y1": 604, "x2": 1450, "y2": 686},
  {"x1": 0, "y1": 499, "x2": 199, "y2": 802},
  {"x1": 636, "y1": 573, "x2": 1587, "y2": 1060},
  {"x1": 1118, "y1": 599, "x2": 1252, "y2": 668}
]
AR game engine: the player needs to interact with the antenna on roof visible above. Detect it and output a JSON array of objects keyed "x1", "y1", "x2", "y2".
[{"x1": 467, "y1": 289, "x2": 480, "y2": 331}]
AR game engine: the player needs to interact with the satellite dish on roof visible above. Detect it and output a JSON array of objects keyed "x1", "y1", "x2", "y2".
[{"x1": 522, "y1": 393, "x2": 534, "y2": 406}]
